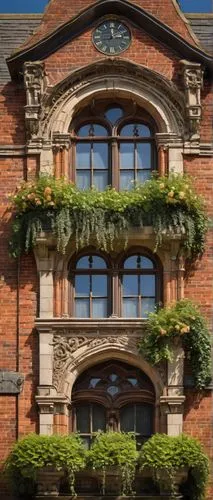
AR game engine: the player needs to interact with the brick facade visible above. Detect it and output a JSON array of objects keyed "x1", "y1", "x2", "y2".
[{"x1": 0, "y1": 1, "x2": 212, "y2": 498}]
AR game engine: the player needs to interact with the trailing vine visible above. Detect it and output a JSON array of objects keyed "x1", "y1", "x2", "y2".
[
  {"x1": 87, "y1": 432, "x2": 138, "y2": 495},
  {"x1": 138, "y1": 433, "x2": 209, "y2": 500},
  {"x1": 138, "y1": 299, "x2": 212, "y2": 389},
  {"x1": 9, "y1": 174, "x2": 207, "y2": 259},
  {"x1": 4, "y1": 433, "x2": 86, "y2": 498}
]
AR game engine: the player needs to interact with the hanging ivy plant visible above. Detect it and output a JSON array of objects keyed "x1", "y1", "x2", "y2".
[
  {"x1": 138, "y1": 433, "x2": 209, "y2": 500},
  {"x1": 138, "y1": 299, "x2": 212, "y2": 389},
  {"x1": 9, "y1": 174, "x2": 208, "y2": 259},
  {"x1": 87, "y1": 432, "x2": 138, "y2": 495}
]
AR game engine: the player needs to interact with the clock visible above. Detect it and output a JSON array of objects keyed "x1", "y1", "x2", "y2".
[{"x1": 93, "y1": 20, "x2": 131, "y2": 55}]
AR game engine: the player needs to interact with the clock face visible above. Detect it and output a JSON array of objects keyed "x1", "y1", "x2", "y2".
[{"x1": 93, "y1": 20, "x2": 131, "y2": 55}]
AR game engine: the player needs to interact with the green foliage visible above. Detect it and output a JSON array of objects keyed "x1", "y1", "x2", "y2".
[
  {"x1": 5, "y1": 433, "x2": 86, "y2": 497},
  {"x1": 138, "y1": 433, "x2": 209, "y2": 500},
  {"x1": 9, "y1": 174, "x2": 208, "y2": 259},
  {"x1": 87, "y1": 432, "x2": 138, "y2": 495},
  {"x1": 138, "y1": 299, "x2": 212, "y2": 389}
]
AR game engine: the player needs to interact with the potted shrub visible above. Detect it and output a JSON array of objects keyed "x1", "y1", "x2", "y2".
[
  {"x1": 138, "y1": 433, "x2": 209, "y2": 500},
  {"x1": 5, "y1": 433, "x2": 86, "y2": 498},
  {"x1": 87, "y1": 432, "x2": 138, "y2": 495}
]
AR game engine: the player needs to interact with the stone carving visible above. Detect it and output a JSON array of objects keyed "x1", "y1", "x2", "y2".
[
  {"x1": 40, "y1": 59, "x2": 185, "y2": 139},
  {"x1": 181, "y1": 60, "x2": 203, "y2": 142},
  {"x1": 52, "y1": 334, "x2": 138, "y2": 390},
  {"x1": 24, "y1": 61, "x2": 46, "y2": 141},
  {"x1": 0, "y1": 371, "x2": 24, "y2": 394}
]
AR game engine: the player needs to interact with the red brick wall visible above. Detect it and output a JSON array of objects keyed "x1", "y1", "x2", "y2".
[
  {"x1": 0, "y1": 1, "x2": 212, "y2": 498},
  {"x1": 19, "y1": 0, "x2": 198, "y2": 51}
]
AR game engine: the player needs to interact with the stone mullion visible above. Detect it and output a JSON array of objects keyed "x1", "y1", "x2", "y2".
[
  {"x1": 158, "y1": 145, "x2": 168, "y2": 176},
  {"x1": 61, "y1": 272, "x2": 69, "y2": 318},
  {"x1": 177, "y1": 256, "x2": 185, "y2": 300}
]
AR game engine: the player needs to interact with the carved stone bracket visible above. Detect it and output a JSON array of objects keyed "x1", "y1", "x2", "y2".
[
  {"x1": 24, "y1": 61, "x2": 46, "y2": 142},
  {"x1": 160, "y1": 396, "x2": 185, "y2": 416},
  {"x1": 181, "y1": 60, "x2": 203, "y2": 143},
  {"x1": 0, "y1": 371, "x2": 24, "y2": 394}
]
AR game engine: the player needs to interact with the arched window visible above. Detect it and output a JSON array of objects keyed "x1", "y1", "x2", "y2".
[
  {"x1": 70, "y1": 100, "x2": 156, "y2": 190},
  {"x1": 69, "y1": 254, "x2": 110, "y2": 318},
  {"x1": 71, "y1": 361, "x2": 155, "y2": 448},
  {"x1": 68, "y1": 250, "x2": 161, "y2": 319},
  {"x1": 120, "y1": 254, "x2": 157, "y2": 318}
]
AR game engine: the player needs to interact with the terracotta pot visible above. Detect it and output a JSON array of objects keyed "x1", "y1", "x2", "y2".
[{"x1": 36, "y1": 466, "x2": 64, "y2": 497}]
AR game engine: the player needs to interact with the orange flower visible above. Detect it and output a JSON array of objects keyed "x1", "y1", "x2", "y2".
[
  {"x1": 27, "y1": 192, "x2": 36, "y2": 201},
  {"x1": 160, "y1": 328, "x2": 167, "y2": 336},
  {"x1": 180, "y1": 326, "x2": 190, "y2": 335},
  {"x1": 179, "y1": 191, "x2": 185, "y2": 200},
  {"x1": 44, "y1": 186, "x2": 52, "y2": 197},
  {"x1": 168, "y1": 190, "x2": 174, "y2": 198},
  {"x1": 46, "y1": 195, "x2": 52, "y2": 202}
]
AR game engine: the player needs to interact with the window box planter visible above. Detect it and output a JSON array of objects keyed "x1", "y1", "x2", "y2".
[{"x1": 36, "y1": 466, "x2": 64, "y2": 497}]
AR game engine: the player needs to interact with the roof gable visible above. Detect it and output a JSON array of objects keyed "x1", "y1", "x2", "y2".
[{"x1": 7, "y1": 0, "x2": 213, "y2": 79}]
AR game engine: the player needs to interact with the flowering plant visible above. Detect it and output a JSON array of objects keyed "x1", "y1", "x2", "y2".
[
  {"x1": 9, "y1": 174, "x2": 207, "y2": 258},
  {"x1": 138, "y1": 299, "x2": 211, "y2": 389}
]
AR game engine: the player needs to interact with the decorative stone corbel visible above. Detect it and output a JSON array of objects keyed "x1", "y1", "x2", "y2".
[
  {"x1": 181, "y1": 60, "x2": 203, "y2": 143},
  {"x1": 24, "y1": 61, "x2": 46, "y2": 142}
]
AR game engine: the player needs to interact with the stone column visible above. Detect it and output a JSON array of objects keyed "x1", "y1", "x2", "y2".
[
  {"x1": 53, "y1": 133, "x2": 71, "y2": 178},
  {"x1": 160, "y1": 344, "x2": 185, "y2": 436},
  {"x1": 34, "y1": 234, "x2": 57, "y2": 318}
]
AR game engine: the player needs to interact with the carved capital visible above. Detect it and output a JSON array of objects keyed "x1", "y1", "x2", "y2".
[
  {"x1": 53, "y1": 133, "x2": 71, "y2": 152},
  {"x1": 160, "y1": 395, "x2": 185, "y2": 415},
  {"x1": 181, "y1": 60, "x2": 203, "y2": 143}
]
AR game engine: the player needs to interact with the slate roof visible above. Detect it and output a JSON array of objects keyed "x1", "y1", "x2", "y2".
[
  {"x1": 0, "y1": 14, "x2": 41, "y2": 84},
  {"x1": 0, "y1": 13, "x2": 212, "y2": 84},
  {"x1": 186, "y1": 14, "x2": 213, "y2": 55}
]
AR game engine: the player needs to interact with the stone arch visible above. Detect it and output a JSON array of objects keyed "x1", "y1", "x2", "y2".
[
  {"x1": 41, "y1": 59, "x2": 185, "y2": 140},
  {"x1": 53, "y1": 335, "x2": 165, "y2": 404}
]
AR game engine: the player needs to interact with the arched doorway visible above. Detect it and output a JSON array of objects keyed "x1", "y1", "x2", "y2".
[{"x1": 70, "y1": 360, "x2": 155, "y2": 448}]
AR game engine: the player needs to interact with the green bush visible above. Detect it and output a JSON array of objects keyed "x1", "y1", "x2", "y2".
[
  {"x1": 5, "y1": 433, "x2": 86, "y2": 497},
  {"x1": 87, "y1": 432, "x2": 138, "y2": 495},
  {"x1": 138, "y1": 299, "x2": 212, "y2": 389},
  {"x1": 9, "y1": 174, "x2": 207, "y2": 259},
  {"x1": 138, "y1": 433, "x2": 209, "y2": 500}
]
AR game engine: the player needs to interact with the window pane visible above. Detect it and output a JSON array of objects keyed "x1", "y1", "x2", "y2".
[
  {"x1": 140, "y1": 275, "x2": 155, "y2": 297},
  {"x1": 137, "y1": 143, "x2": 151, "y2": 169},
  {"x1": 123, "y1": 275, "x2": 138, "y2": 296},
  {"x1": 76, "y1": 171, "x2": 90, "y2": 190},
  {"x1": 76, "y1": 255, "x2": 106, "y2": 269},
  {"x1": 141, "y1": 298, "x2": 155, "y2": 318},
  {"x1": 93, "y1": 298, "x2": 108, "y2": 318},
  {"x1": 76, "y1": 405, "x2": 90, "y2": 433},
  {"x1": 93, "y1": 171, "x2": 108, "y2": 191},
  {"x1": 92, "y1": 275, "x2": 107, "y2": 296},
  {"x1": 92, "y1": 405, "x2": 106, "y2": 432},
  {"x1": 92, "y1": 256, "x2": 107, "y2": 269},
  {"x1": 123, "y1": 298, "x2": 138, "y2": 317},
  {"x1": 124, "y1": 256, "x2": 138, "y2": 269},
  {"x1": 76, "y1": 256, "x2": 90, "y2": 269},
  {"x1": 75, "y1": 275, "x2": 90, "y2": 296},
  {"x1": 137, "y1": 170, "x2": 151, "y2": 184},
  {"x1": 93, "y1": 143, "x2": 108, "y2": 169},
  {"x1": 136, "y1": 405, "x2": 153, "y2": 436},
  {"x1": 120, "y1": 143, "x2": 134, "y2": 169},
  {"x1": 120, "y1": 170, "x2": 134, "y2": 190},
  {"x1": 76, "y1": 143, "x2": 90, "y2": 168},
  {"x1": 141, "y1": 257, "x2": 154, "y2": 269},
  {"x1": 120, "y1": 123, "x2": 151, "y2": 137},
  {"x1": 120, "y1": 406, "x2": 134, "y2": 432},
  {"x1": 105, "y1": 106, "x2": 124, "y2": 124},
  {"x1": 77, "y1": 124, "x2": 107, "y2": 137},
  {"x1": 75, "y1": 298, "x2": 90, "y2": 317}
]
